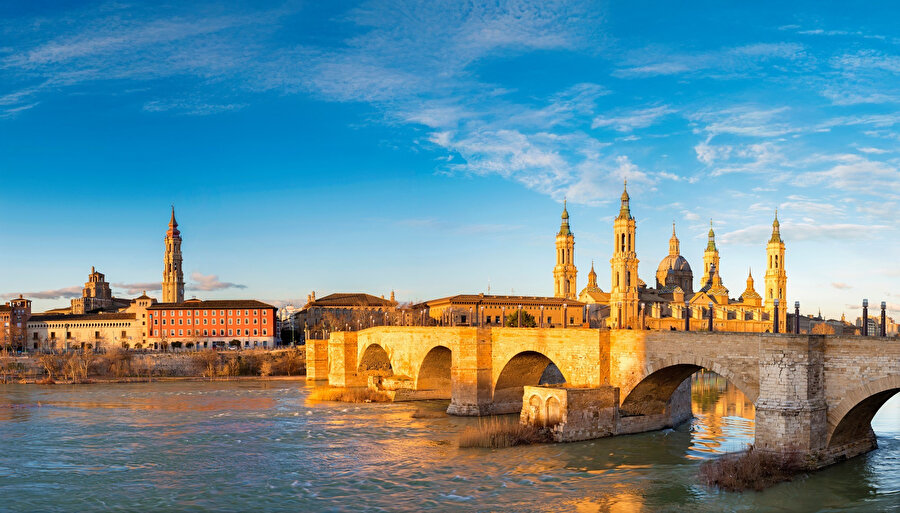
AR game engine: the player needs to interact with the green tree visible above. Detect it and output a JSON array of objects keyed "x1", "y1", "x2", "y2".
[{"x1": 505, "y1": 310, "x2": 537, "y2": 328}]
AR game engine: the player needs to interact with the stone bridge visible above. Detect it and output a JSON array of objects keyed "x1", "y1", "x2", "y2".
[{"x1": 306, "y1": 327, "x2": 900, "y2": 466}]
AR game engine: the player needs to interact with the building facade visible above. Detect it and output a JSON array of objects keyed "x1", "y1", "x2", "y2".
[
  {"x1": 147, "y1": 299, "x2": 277, "y2": 350},
  {"x1": 417, "y1": 294, "x2": 586, "y2": 328},
  {"x1": 294, "y1": 292, "x2": 398, "y2": 332}
]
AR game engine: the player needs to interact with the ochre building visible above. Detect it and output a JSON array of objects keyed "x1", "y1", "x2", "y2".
[{"x1": 555, "y1": 182, "x2": 788, "y2": 332}]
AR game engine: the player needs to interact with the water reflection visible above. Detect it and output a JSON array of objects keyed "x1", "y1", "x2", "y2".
[
  {"x1": 0, "y1": 378, "x2": 897, "y2": 512},
  {"x1": 689, "y1": 371, "x2": 755, "y2": 458}
]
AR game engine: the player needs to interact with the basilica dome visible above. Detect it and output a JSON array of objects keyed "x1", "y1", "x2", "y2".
[{"x1": 657, "y1": 254, "x2": 692, "y2": 275}]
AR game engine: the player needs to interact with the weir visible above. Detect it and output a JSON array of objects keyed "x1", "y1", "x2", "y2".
[{"x1": 307, "y1": 326, "x2": 900, "y2": 468}]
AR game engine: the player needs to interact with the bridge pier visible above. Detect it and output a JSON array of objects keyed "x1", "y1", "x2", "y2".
[
  {"x1": 754, "y1": 335, "x2": 829, "y2": 463},
  {"x1": 305, "y1": 338, "x2": 329, "y2": 382},
  {"x1": 327, "y1": 332, "x2": 364, "y2": 387},
  {"x1": 447, "y1": 328, "x2": 494, "y2": 416}
]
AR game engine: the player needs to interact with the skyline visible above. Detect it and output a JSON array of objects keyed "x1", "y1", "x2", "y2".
[{"x1": 1, "y1": 1, "x2": 899, "y2": 318}]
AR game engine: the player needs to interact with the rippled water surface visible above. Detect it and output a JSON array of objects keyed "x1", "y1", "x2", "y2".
[{"x1": 0, "y1": 376, "x2": 897, "y2": 512}]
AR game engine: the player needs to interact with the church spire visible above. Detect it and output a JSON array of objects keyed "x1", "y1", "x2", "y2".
[
  {"x1": 618, "y1": 180, "x2": 632, "y2": 220},
  {"x1": 558, "y1": 199, "x2": 572, "y2": 236},
  {"x1": 769, "y1": 209, "x2": 782, "y2": 243},
  {"x1": 167, "y1": 205, "x2": 181, "y2": 238},
  {"x1": 707, "y1": 219, "x2": 716, "y2": 251},
  {"x1": 669, "y1": 222, "x2": 680, "y2": 256}
]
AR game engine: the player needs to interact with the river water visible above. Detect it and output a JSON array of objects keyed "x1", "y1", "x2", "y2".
[{"x1": 0, "y1": 375, "x2": 897, "y2": 512}]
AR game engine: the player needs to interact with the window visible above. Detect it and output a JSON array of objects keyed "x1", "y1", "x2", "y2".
[
  {"x1": 203, "y1": 329, "x2": 208, "y2": 336},
  {"x1": 262, "y1": 329, "x2": 267, "y2": 336},
  {"x1": 253, "y1": 329, "x2": 258, "y2": 336},
  {"x1": 244, "y1": 329, "x2": 249, "y2": 336},
  {"x1": 179, "y1": 330, "x2": 183, "y2": 336},
  {"x1": 262, "y1": 319, "x2": 267, "y2": 325},
  {"x1": 245, "y1": 310, "x2": 249, "y2": 315},
  {"x1": 547, "y1": 316, "x2": 552, "y2": 323},
  {"x1": 228, "y1": 310, "x2": 233, "y2": 315},
  {"x1": 495, "y1": 316, "x2": 500, "y2": 323},
  {"x1": 153, "y1": 330, "x2": 158, "y2": 336},
  {"x1": 220, "y1": 310, "x2": 224, "y2": 315},
  {"x1": 212, "y1": 319, "x2": 216, "y2": 325},
  {"x1": 33, "y1": 332, "x2": 38, "y2": 340},
  {"x1": 253, "y1": 318, "x2": 258, "y2": 324},
  {"x1": 253, "y1": 310, "x2": 257, "y2": 315},
  {"x1": 121, "y1": 330, "x2": 126, "y2": 338},
  {"x1": 162, "y1": 319, "x2": 167, "y2": 325},
  {"x1": 154, "y1": 319, "x2": 158, "y2": 325},
  {"x1": 219, "y1": 329, "x2": 224, "y2": 336},
  {"x1": 228, "y1": 319, "x2": 233, "y2": 325},
  {"x1": 178, "y1": 319, "x2": 183, "y2": 325},
  {"x1": 228, "y1": 329, "x2": 233, "y2": 336},
  {"x1": 203, "y1": 319, "x2": 208, "y2": 325}
]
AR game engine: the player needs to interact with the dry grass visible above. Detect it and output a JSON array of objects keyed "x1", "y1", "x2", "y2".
[
  {"x1": 699, "y1": 444, "x2": 807, "y2": 492},
  {"x1": 308, "y1": 386, "x2": 392, "y2": 403},
  {"x1": 458, "y1": 416, "x2": 552, "y2": 449}
]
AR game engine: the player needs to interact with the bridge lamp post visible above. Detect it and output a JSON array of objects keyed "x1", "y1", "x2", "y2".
[
  {"x1": 501, "y1": 306, "x2": 506, "y2": 327},
  {"x1": 862, "y1": 299, "x2": 868, "y2": 336},
  {"x1": 517, "y1": 305, "x2": 522, "y2": 328},
  {"x1": 540, "y1": 305, "x2": 544, "y2": 328},
  {"x1": 881, "y1": 301, "x2": 887, "y2": 337},
  {"x1": 708, "y1": 302, "x2": 714, "y2": 332},
  {"x1": 479, "y1": 306, "x2": 484, "y2": 327},
  {"x1": 795, "y1": 301, "x2": 801, "y2": 334},
  {"x1": 773, "y1": 298, "x2": 780, "y2": 334},
  {"x1": 563, "y1": 304, "x2": 568, "y2": 329},
  {"x1": 684, "y1": 307, "x2": 689, "y2": 332}
]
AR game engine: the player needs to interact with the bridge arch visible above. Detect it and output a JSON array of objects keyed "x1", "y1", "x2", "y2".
[
  {"x1": 826, "y1": 375, "x2": 900, "y2": 449},
  {"x1": 415, "y1": 345, "x2": 452, "y2": 392},
  {"x1": 493, "y1": 351, "x2": 567, "y2": 414},
  {"x1": 619, "y1": 356, "x2": 758, "y2": 417},
  {"x1": 358, "y1": 343, "x2": 394, "y2": 378}
]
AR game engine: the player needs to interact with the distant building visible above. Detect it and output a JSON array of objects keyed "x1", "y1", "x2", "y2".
[
  {"x1": 147, "y1": 299, "x2": 277, "y2": 350},
  {"x1": 415, "y1": 294, "x2": 586, "y2": 327},
  {"x1": 554, "y1": 183, "x2": 785, "y2": 332},
  {"x1": 295, "y1": 291, "x2": 398, "y2": 331},
  {"x1": 0, "y1": 295, "x2": 32, "y2": 350},
  {"x1": 70, "y1": 267, "x2": 132, "y2": 314}
]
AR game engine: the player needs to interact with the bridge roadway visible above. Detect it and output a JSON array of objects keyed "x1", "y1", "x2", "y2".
[{"x1": 306, "y1": 326, "x2": 900, "y2": 467}]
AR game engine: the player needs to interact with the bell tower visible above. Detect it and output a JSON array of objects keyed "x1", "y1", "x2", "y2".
[
  {"x1": 162, "y1": 207, "x2": 185, "y2": 304},
  {"x1": 553, "y1": 200, "x2": 577, "y2": 299},
  {"x1": 609, "y1": 182, "x2": 639, "y2": 328},
  {"x1": 765, "y1": 210, "x2": 787, "y2": 332}
]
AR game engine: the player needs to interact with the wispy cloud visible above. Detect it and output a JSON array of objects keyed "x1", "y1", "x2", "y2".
[
  {"x1": 831, "y1": 282, "x2": 852, "y2": 290},
  {"x1": 1, "y1": 287, "x2": 82, "y2": 300},
  {"x1": 614, "y1": 42, "x2": 806, "y2": 78},
  {"x1": 720, "y1": 221, "x2": 890, "y2": 245},
  {"x1": 187, "y1": 272, "x2": 246, "y2": 291},
  {"x1": 112, "y1": 282, "x2": 162, "y2": 295},
  {"x1": 592, "y1": 105, "x2": 674, "y2": 132}
]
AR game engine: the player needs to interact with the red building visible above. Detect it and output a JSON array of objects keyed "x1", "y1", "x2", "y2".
[
  {"x1": 0, "y1": 295, "x2": 32, "y2": 351},
  {"x1": 147, "y1": 299, "x2": 277, "y2": 350}
]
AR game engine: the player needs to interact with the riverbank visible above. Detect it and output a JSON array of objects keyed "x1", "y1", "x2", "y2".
[
  {"x1": 0, "y1": 347, "x2": 306, "y2": 384},
  {"x1": 7, "y1": 375, "x2": 308, "y2": 385}
]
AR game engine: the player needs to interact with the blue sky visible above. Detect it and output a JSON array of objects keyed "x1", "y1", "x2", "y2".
[{"x1": 1, "y1": 1, "x2": 898, "y2": 319}]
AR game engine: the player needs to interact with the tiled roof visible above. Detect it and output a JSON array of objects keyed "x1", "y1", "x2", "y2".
[
  {"x1": 415, "y1": 294, "x2": 586, "y2": 308},
  {"x1": 148, "y1": 299, "x2": 275, "y2": 310},
  {"x1": 29, "y1": 312, "x2": 136, "y2": 323},
  {"x1": 306, "y1": 293, "x2": 395, "y2": 308}
]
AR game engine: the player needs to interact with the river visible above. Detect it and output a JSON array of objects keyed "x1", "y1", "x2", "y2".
[{"x1": 0, "y1": 375, "x2": 897, "y2": 512}]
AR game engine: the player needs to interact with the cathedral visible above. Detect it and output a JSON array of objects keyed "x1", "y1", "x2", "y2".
[{"x1": 555, "y1": 182, "x2": 787, "y2": 333}]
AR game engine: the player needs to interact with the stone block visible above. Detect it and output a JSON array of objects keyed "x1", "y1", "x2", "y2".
[{"x1": 521, "y1": 385, "x2": 620, "y2": 442}]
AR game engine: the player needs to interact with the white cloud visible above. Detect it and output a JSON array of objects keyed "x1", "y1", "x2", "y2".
[
  {"x1": 720, "y1": 221, "x2": 890, "y2": 245},
  {"x1": 592, "y1": 105, "x2": 674, "y2": 132},
  {"x1": 187, "y1": 272, "x2": 246, "y2": 291},
  {"x1": 831, "y1": 282, "x2": 852, "y2": 290},
  {"x1": 795, "y1": 154, "x2": 900, "y2": 198},
  {"x1": 614, "y1": 42, "x2": 805, "y2": 77}
]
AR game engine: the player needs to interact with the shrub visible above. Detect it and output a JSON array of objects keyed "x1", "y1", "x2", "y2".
[
  {"x1": 192, "y1": 350, "x2": 220, "y2": 377},
  {"x1": 699, "y1": 444, "x2": 807, "y2": 492},
  {"x1": 458, "y1": 416, "x2": 551, "y2": 448}
]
